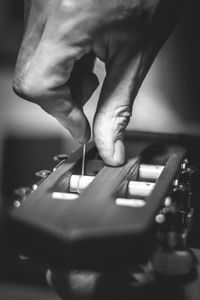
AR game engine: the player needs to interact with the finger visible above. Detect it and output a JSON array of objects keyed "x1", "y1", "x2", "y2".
[
  {"x1": 15, "y1": 0, "x2": 49, "y2": 74},
  {"x1": 13, "y1": 9, "x2": 95, "y2": 144},
  {"x1": 93, "y1": 48, "x2": 139, "y2": 166},
  {"x1": 93, "y1": 2, "x2": 182, "y2": 167}
]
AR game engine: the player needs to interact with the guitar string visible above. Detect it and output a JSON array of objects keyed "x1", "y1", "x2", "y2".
[{"x1": 77, "y1": 143, "x2": 86, "y2": 194}]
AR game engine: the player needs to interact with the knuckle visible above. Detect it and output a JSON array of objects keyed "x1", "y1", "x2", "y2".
[
  {"x1": 13, "y1": 76, "x2": 34, "y2": 100},
  {"x1": 13, "y1": 70, "x2": 73, "y2": 115},
  {"x1": 13, "y1": 77, "x2": 29, "y2": 100},
  {"x1": 13, "y1": 73, "x2": 46, "y2": 102}
]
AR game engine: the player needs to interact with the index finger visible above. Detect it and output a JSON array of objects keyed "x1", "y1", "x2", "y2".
[{"x1": 13, "y1": 2, "x2": 94, "y2": 143}]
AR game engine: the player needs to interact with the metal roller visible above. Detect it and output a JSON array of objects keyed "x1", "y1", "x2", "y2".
[
  {"x1": 69, "y1": 175, "x2": 94, "y2": 194},
  {"x1": 139, "y1": 164, "x2": 164, "y2": 181},
  {"x1": 51, "y1": 164, "x2": 162, "y2": 201},
  {"x1": 52, "y1": 192, "x2": 79, "y2": 200},
  {"x1": 68, "y1": 163, "x2": 163, "y2": 194},
  {"x1": 69, "y1": 175, "x2": 155, "y2": 197},
  {"x1": 127, "y1": 181, "x2": 154, "y2": 198},
  {"x1": 115, "y1": 198, "x2": 146, "y2": 207}
]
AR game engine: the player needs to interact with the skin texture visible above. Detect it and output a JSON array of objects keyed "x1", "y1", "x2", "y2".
[
  {"x1": 13, "y1": 2, "x2": 185, "y2": 296},
  {"x1": 13, "y1": 0, "x2": 182, "y2": 166}
]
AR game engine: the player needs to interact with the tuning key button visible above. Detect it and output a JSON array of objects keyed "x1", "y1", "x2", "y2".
[
  {"x1": 173, "y1": 179, "x2": 179, "y2": 187},
  {"x1": 33, "y1": 170, "x2": 51, "y2": 190},
  {"x1": 186, "y1": 209, "x2": 194, "y2": 231},
  {"x1": 13, "y1": 187, "x2": 31, "y2": 208},
  {"x1": 186, "y1": 166, "x2": 197, "y2": 180},
  {"x1": 19, "y1": 254, "x2": 30, "y2": 260},
  {"x1": 53, "y1": 154, "x2": 68, "y2": 162},
  {"x1": 32, "y1": 183, "x2": 38, "y2": 191},
  {"x1": 164, "y1": 197, "x2": 172, "y2": 207},
  {"x1": 53, "y1": 154, "x2": 68, "y2": 171},
  {"x1": 13, "y1": 200, "x2": 21, "y2": 208},
  {"x1": 174, "y1": 184, "x2": 187, "y2": 193},
  {"x1": 32, "y1": 177, "x2": 49, "y2": 191},
  {"x1": 181, "y1": 158, "x2": 189, "y2": 171},
  {"x1": 180, "y1": 166, "x2": 197, "y2": 184},
  {"x1": 35, "y1": 170, "x2": 51, "y2": 178},
  {"x1": 155, "y1": 214, "x2": 165, "y2": 224},
  {"x1": 14, "y1": 187, "x2": 32, "y2": 198}
]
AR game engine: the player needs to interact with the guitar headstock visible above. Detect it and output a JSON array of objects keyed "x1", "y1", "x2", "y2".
[{"x1": 5, "y1": 142, "x2": 198, "y2": 275}]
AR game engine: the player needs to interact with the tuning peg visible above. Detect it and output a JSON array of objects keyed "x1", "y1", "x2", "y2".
[
  {"x1": 53, "y1": 154, "x2": 68, "y2": 162},
  {"x1": 180, "y1": 165, "x2": 197, "y2": 183},
  {"x1": 155, "y1": 214, "x2": 165, "y2": 224},
  {"x1": 164, "y1": 197, "x2": 172, "y2": 207},
  {"x1": 35, "y1": 170, "x2": 51, "y2": 178},
  {"x1": 173, "y1": 184, "x2": 187, "y2": 193},
  {"x1": 13, "y1": 187, "x2": 32, "y2": 208},
  {"x1": 53, "y1": 154, "x2": 68, "y2": 171},
  {"x1": 173, "y1": 179, "x2": 179, "y2": 187},
  {"x1": 33, "y1": 170, "x2": 51, "y2": 191},
  {"x1": 13, "y1": 200, "x2": 21, "y2": 208},
  {"x1": 14, "y1": 187, "x2": 32, "y2": 198},
  {"x1": 185, "y1": 208, "x2": 194, "y2": 231},
  {"x1": 181, "y1": 158, "x2": 189, "y2": 171},
  {"x1": 186, "y1": 166, "x2": 197, "y2": 177}
]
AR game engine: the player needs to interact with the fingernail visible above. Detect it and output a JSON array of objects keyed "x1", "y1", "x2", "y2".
[
  {"x1": 95, "y1": 137, "x2": 125, "y2": 167},
  {"x1": 103, "y1": 139, "x2": 125, "y2": 166},
  {"x1": 113, "y1": 139, "x2": 125, "y2": 166}
]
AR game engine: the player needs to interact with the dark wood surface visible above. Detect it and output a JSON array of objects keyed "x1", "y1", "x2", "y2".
[
  {"x1": 5, "y1": 142, "x2": 186, "y2": 270},
  {"x1": 1, "y1": 132, "x2": 200, "y2": 299}
]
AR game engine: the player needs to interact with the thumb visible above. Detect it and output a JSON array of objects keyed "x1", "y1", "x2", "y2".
[
  {"x1": 93, "y1": 49, "x2": 144, "y2": 166},
  {"x1": 94, "y1": 0, "x2": 183, "y2": 166}
]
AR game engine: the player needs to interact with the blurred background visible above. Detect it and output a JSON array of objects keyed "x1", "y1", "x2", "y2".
[{"x1": 0, "y1": 0, "x2": 200, "y2": 299}]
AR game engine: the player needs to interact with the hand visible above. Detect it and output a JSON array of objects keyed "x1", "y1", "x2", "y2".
[{"x1": 13, "y1": 0, "x2": 183, "y2": 166}]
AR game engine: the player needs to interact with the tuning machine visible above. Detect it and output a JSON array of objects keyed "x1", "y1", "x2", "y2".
[
  {"x1": 152, "y1": 158, "x2": 197, "y2": 277},
  {"x1": 13, "y1": 187, "x2": 32, "y2": 208},
  {"x1": 53, "y1": 154, "x2": 68, "y2": 171},
  {"x1": 32, "y1": 169, "x2": 51, "y2": 191},
  {"x1": 8, "y1": 143, "x2": 198, "y2": 272}
]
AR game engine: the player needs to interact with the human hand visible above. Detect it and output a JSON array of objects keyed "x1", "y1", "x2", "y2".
[{"x1": 13, "y1": 0, "x2": 183, "y2": 166}]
